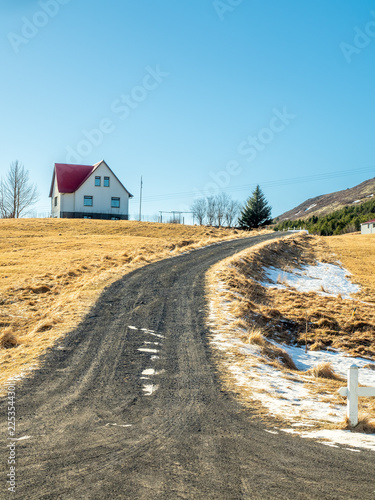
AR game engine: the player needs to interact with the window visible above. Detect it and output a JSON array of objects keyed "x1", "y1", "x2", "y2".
[
  {"x1": 111, "y1": 197, "x2": 120, "y2": 208},
  {"x1": 104, "y1": 176, "x2": 110, "y2": 187},
  {"x1": 95, "y1": 176, "x2": 101, "y2": 186},
  {"x1": 54, "y1": 196, "x2": 58, "y2": 207},
  {"x1": 84, "y1": 196, "x2": 93, "y2": 206}
]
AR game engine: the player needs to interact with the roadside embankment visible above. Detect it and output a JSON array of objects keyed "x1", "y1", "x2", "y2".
[{"x1": 207, "y1": 232, "x2": 375, "y2": 447}]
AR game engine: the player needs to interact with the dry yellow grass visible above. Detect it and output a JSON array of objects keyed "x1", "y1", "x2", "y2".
[
  {"x1": 341, "y1": 415, "x2": 375, "y2": 434},
  {"x1": 207, "y1": 232, "x2": 375, "y2": 429},
  {"x1": 305, "y1": 362, "x2": 344, "y2": 381},
  {"x1": 0, "y1": 218, "x2": 253, "y2": 389},
  {"x1": 323, "y1": 233, "x2": 375, "y2": 303},
  {"x1": 240, "y1": 328, "x2": 297, "y2": 370}
]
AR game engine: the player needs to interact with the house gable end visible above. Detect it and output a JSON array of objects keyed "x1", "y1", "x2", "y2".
[{"x1": 91, "y1": 160, "x2": 133, "y2": 197}]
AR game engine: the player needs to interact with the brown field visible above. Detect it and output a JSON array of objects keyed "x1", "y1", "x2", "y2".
[
  {"x1": 0, "y1": 218, "x2": 251, "y2": 388},
  {"x1": 207, "y1": 232, "x2": 375, "y2": 429},
  {"x1": 323, "y1": 233, "x2": 375, "y2": 301}
]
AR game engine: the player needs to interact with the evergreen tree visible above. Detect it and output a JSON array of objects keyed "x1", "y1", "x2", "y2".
[{"x1": 238, "y1": 185, "x2": 272, "y2": 229}]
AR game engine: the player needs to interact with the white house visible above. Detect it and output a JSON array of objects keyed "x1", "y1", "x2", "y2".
[
  {"x1": 49, "y1": 160, "x2": 133, "y2": 220},
  {"x1": 361, "y1": 219, "x2": 375, "y2": 234}
]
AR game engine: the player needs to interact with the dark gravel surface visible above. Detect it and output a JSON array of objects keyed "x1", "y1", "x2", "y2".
[{"x1": 1, "y1": 232, "x2": 375, "y2": 499}]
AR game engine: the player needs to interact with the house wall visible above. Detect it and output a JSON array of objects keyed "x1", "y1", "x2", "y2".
[
  {"x1": 50, "y1": 177, "x2": 60, "y2": 217},
  {"x1": 61, "y1": 193, "x2": 75, "y2": 213},
  {"x1": 74, "y1": 162, "x2": 130, "y2": 217},
  {"x1": 361, "y1": 223, "x2": 375, "y2": 234}
]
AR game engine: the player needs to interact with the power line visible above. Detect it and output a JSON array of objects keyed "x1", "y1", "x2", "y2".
[{"x1": 132, "y1": 166, "x2": 375, "y2": 203}]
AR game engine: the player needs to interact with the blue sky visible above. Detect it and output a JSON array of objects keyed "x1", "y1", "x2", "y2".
[{"x1": 1, "y1": 0, "x2": 375, "y2": 221}]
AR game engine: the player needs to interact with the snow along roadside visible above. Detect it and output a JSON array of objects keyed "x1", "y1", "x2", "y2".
[{"x1": 207, "y1": 245, "x2": 375, "y2": 452}]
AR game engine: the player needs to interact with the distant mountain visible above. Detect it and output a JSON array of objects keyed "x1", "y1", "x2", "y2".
[{"x1": 275, "y1": 177, "x2": 375, "y2": 222}]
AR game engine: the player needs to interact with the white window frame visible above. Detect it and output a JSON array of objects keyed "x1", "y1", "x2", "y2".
[
  {"x1": 111, "y1": 197, "x2": 120, "y2": 208},
  {"x1": 84, "y1": 196, "x2": 93, "y2": 207}
]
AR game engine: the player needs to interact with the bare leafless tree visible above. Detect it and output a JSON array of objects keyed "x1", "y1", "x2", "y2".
[
  {"x1": 191, "y1": 198, "x2": 207, "y2": 225},
  {"x1": 206, "y1": 196, "x2": 217, "y2": 226},
  {"x1": 0, "y1": 181, "x2": 7, "y2": 218},
  {"x1": 216, "y1": 192, "x2": 230, "y2": 227},
  {"x1": 0, "y1": 161, "x2": 39, "y2": 218},
  {"x1": 191, "y1": 193, "x2": 241, "y2": 227},
  {"x1": 225, "y1": 199, "x2": 241, "y2": 227}
]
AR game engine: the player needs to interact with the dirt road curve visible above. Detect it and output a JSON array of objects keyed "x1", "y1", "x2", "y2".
[{"x1": 1, "y1": 233, "x2": 375, "y2": 499}]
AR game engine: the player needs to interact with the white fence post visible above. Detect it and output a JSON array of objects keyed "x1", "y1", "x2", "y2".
[
  {"x1": 338, "y1": 365, "x2": 375, "y2": 427},
  {"x1": 348, "y1": 365, "x2": 359, "y2": 426}
]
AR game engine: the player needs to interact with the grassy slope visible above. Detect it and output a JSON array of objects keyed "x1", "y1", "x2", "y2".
[
  {"x1": 324, "y1": 233, "x2": 375, "y2": 300},
  {"x1": 0, "y1": 218, "x2": 251, "y2": 387},
  {"x1": 207, "y1": 233, "x2": 375, "y2": 427}
]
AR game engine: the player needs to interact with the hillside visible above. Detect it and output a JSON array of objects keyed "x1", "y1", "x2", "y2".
[
  {"x1": 273, "y1": 198, "x2": 375, "y2": 235},
  {"x1": 276, "y1": 177, "x2": 375, "y2": 222}
]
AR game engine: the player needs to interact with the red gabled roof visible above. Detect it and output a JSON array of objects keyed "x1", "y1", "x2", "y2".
[
  {"x1": 361, "y1": 219, "x2": 375, "y2": 224},
  {"x1": 49, "y1": 163, "x2": 95, "y2": 197},
  {"x1": 49, "y1": 161, "x2": 133, "y2": 198}
]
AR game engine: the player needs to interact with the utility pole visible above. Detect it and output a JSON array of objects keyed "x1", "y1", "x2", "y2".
[{"x1": 139, "y1": 176, "x2": 143, "y2": 222}]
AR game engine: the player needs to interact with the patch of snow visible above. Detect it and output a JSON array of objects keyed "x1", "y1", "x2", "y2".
[
  {"x1": 305, "y1": 203, "x2": 317, "y2": 212},
  {"x1": 269, "y1": 340, "x2": 375, "y2": 384},
  {"x1": 143, "y1": 384, "x2": 159, "y2": 396},
  {"x1": 142, "y1": 368, "x2": 156, "y2": 376},
  {"x1": 367, "y1": 194, "x2": 374, "y2": 198},
  {"x1": 105, "y1": 423, "x2": 132, "y2": 428},
  {"x1": 208, "y1": 291, "x2": 375, "y2": 451},
  {"x1": 227, "y1": 359, "x2": 342, "y2": 424},
  {"x1": 353, "y1": 200, "x2": 361, "y2": 204},
  {"x1": 128, "y1": 326, "x2": 138, "y2": 330},
  {"x1": 146, "y1": 332, "x2": 165, "y2": 339},
  {"x1": 283, "y1": 428, "x2": 375, "y2": 452},
  {"x1": 262, "y1": 262, "x2": 360, "y2": 299},
  {"x1": 14, "y1": 436, "x2": 32, "y2": 441},
  {"x1": 208, "y1": 254, "x2": 375, "y2": 452},
  {"x1": 138, "y1": 348, "x2": 159, "y2": 354}
]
